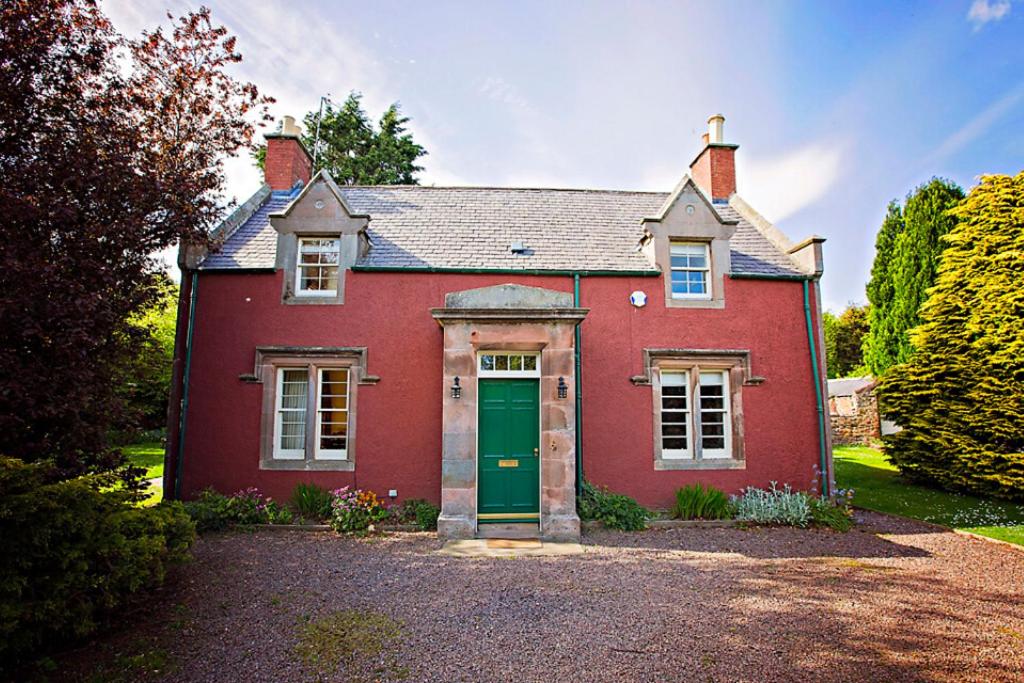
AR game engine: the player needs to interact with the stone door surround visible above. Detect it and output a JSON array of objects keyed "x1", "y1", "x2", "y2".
[{"x1": 430, "y1": 284, "x2": 588, "y2": 542}]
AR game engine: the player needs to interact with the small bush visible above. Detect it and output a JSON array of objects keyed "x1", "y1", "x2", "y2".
[
  {"x1": 672, "y1": 483, "x2": 734, "y2": 520},
  {"x1": 732, "y1": 482, "x2": 812, "y2": 526},
  {"x1": 394, "y1": 498, "x2": 440, "y2": 531},
  {"x1": 577, "y1": 481, "x2": 649, "y2": 531},
  {"x1": 290, "y1": 483, "x2": 334, "y2": 521},
  {"x1": 0, "y1": 456, "x2": 195, "y2": 670},
  {"x1": 810, "y1": 488, "x2": 855, "y2": 531},
  {"x1": 183, "y1": 487, "x2": 291, "y2": 532},
  {"x1": 329, "y1": 487, "x2": 389, "y2": 534}
]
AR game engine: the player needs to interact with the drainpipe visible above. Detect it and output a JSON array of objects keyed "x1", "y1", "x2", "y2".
[
  {"x1": 573, "y1": 274, "x2": 584, "y2": 495},
  {"x1": 802, "y1": 279, "x2": 829, "y2": 497},
  {"x1": 173, "y1": 272, "x2": 199, "y2": 499}
]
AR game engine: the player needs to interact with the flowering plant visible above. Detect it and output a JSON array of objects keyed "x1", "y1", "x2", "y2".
[
  {"x1": 228, "y1": 487, "x2": 292, "y2": 525},
  {"x1": 329, "y1": 486, "x2": 389, "y2": 534}
]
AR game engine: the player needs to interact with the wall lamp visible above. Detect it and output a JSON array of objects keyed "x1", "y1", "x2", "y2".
[
  {"x1": 451, "y1": 376, "x2": 462, "y2": 399},
  {"x1": 557, "y1": 376, "x2": 568, "y2": 399}
]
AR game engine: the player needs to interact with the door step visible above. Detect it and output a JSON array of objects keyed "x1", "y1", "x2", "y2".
[{"x1": 476, "y1": 523, "x2": 540, "y2": 540}]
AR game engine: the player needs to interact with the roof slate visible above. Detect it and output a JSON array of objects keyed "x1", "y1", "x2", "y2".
[
  {"x1": 201, "y1": 185, "x2": 804, "y2": 276},
  {"x1": 827, "y1": 377, "x2": 876, "y2": 397}
]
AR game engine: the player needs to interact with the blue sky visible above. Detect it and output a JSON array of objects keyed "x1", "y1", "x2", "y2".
[{"x1": 104, "y1": 0, "x2": 1024, "y2": 311}]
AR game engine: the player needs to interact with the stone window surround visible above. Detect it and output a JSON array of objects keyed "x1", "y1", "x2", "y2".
[
  {"x1": 633, "y1": 348, "x2": 761, "y2": 471},
  {"x1": 245, "y1": 346, "x2": 380, "y2": 472},
  {"x1": 269, "y1": 171, "x2": 370, "y2": 306},
  {"x1": 640, "y1": 178, "x2": 737, "y2": 311}
]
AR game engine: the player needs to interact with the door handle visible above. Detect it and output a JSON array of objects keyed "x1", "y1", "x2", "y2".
[{"x1": 533, "y1": 447, "x2": 539, "y2": 456}]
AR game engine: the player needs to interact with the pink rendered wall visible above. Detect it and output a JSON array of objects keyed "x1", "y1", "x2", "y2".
[{"x1": 180, "y1": 269, "x2": 822, "y2": 509}]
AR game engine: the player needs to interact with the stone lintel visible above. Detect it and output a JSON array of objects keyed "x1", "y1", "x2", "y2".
[{"x1": 431, "y1": 308, "x2": 589, "y2": 325}]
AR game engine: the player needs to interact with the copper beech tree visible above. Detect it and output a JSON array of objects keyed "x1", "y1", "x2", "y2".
[{"x1": 0, "y1": 0, "x2": 271, "y2": 475}]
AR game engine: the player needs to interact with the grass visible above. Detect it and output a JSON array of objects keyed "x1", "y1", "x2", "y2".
[
  {"x1": 834, "y1": 445, "x2": 1024, "y2": 546},
  {"x1": 293, "y1": 609, "x2": 407, "y2": 683},
  {"x1": 122, "y1": 441, "x2": 163, "y2": 506}
]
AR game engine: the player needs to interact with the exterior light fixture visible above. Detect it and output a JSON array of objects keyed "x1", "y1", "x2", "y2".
[
  {"x1": 557, "y1": 376, "x2": 568, "y2": 399},
  {"x1": 451, "y1": 376, "x2": 462, "y2": 399}
]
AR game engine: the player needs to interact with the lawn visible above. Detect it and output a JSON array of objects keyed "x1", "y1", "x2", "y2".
[
  {"x1": 834, "y1": 444, "x2": 1024, "y2": 546},
  {"x1": 122, "y1": 440, "x2": 164, "y2": 505}
]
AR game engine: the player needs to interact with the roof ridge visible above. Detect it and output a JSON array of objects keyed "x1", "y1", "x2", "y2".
[{"x1": 341, "y1": 184, "x2": 669, "y2": 196}]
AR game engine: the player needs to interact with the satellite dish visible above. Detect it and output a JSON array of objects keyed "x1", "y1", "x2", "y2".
[{"x1": 630, "y1": 291, "x2": 647, "y2": 307}]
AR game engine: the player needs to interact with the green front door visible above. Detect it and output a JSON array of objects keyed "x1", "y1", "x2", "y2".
[{"x1": 478, "y1": 379, "x2": 540, "y2": 522}]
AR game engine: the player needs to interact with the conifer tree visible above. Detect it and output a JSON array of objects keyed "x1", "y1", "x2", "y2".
[
  {"x1": 862, "y1": 179, "x2": 964, "y2": 375},
  {"x1": 878, "y1": 172, "x2": 1024, "y2": 500},
  {"x1": 863, "y1": 202, "x2": 904, "y2": 374}
]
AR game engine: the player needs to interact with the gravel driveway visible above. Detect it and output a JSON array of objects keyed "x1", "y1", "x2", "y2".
[{"x1": 61, "y1": 511, "x2": 1024, "y2": 682}]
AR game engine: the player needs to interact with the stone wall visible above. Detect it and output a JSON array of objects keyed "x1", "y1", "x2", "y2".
[{"x1": 830, "y1": 386, "x2": 880, "y2": 446}]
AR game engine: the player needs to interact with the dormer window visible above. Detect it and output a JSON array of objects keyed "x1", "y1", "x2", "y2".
[
  {"x1": 296, "y1": 237, "x2": 340, "y2": 296},
  {"x1": 669, "y1": 242, "x2": 711, "y2": 300}
]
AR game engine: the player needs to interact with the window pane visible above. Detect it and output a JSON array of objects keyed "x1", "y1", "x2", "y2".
[
  {"x1": 277, "y1": 369, "x2": 308, "y2": 455},
  {"x1": 509, "y1": 355, "x2": 523, "y2": 371},
  {"x1": 481, "y1": 354, "x2": 495, "y2": 371},
  {"x1": 660, "y1": 372, "x2": 689, "y2": 455},
  {"x1": 317, "y1": 368, "x2": 348, "y2": 456},
  {"x1": 495, "y1": 355, "x2": 508, "y2": 371},
  {"x1": 523, "y1": 355, "x2": 537, "y2": 370},
  {"x1": 698, "y1": 370, "x2": 730, "y2": 458}
]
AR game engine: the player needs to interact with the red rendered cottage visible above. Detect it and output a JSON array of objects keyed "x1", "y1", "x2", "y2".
[{"x1": 165, "y1": 114, "x2": 832, "y2": 541}]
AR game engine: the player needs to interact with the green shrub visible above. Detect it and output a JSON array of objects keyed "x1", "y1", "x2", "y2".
[
  {"x1": 394, "y1": 498, "x2": 440, "y2": 531},
  {"x1": 577, "y1": 481, "x2": 649, "y2": 531},
  {"x1": 0, "y1": 456, "x2": 195, "y2": 670},
  {"x1": 183, "y1": 487, "x2": 292, "y2": 532},
  {"x1": 329, "y1": 487, "x2": 388, "y2": 534},
  {"x1": 671, "y1": 483, "x2": 734, "y2": 520},
  {"x1": 290, "y1": 483, "x2": 334, "y2": 521},
  {"x1": 732, "y1": 483, "x2": 812, "y2": 526},
  {"x1": 809, "y1": 488, "x2": 855, "y2": 531}
]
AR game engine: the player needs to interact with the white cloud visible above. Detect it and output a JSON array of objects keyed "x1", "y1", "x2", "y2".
[
  {"x1": 967, "y1": 0, "x2": 1012, "y2": 29},
  {"x1": 739, "y1": 141, "x2": 848, "y2": 223},
  {"x1": 478, "y1": 76, "x2": 530, "y2": 110},
  {"x1": 921, "y1": 80, "x2": 1024, "y2": 167}
]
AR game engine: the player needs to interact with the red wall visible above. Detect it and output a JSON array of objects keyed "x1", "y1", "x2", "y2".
[{"x1": 180, "y1": 270, "x2": 823, "y2": 509}]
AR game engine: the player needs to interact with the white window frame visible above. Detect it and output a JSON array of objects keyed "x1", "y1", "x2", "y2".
[
  {"x1": 273, "y1": 367, "x2": 308, "y2": 460},
  {"x1": 295, "y1": 237, "x2": 341, "y2": 297},
  {"x1": 660, "y1": 371, "x2": 692, "y2": 459},
  {"x1": 314, "y1": 367, "x2": 349, "y2": 460},
  {"x1": 477, "y1": 352, "x2": 542, "y2": 378},
  {"x1": 697, "y1": 370, "x2": 732, "y2": 459},
  {"x1": 657, "y1": 368, "x2": 734, "y2": 461},
  {"x1": 669, "y1": 241, "x2": 711, "y2": 300}
]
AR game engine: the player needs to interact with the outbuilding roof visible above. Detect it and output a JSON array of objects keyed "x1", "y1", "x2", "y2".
[
  {"x1": 827, "y1": 377, "x2": 876, "y2": 398},
  {"x1": 201, "y1": 184, "x2": 806, "y2": 277}
]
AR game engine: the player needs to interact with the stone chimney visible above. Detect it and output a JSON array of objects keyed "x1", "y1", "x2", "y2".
[
  {"x1": 689, "y1": 114, "x2": 738, "y2": 201},
  {"x1": 264, "y1": 115, "x2": 313, "y2": 191}
]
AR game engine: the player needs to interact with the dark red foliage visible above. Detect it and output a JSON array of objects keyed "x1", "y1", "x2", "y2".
[{"x1": 0, "y1": 0, "x2": 271, "y2": 475}]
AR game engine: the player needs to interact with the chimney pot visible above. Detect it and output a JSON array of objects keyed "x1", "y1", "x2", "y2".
[
  {"x1": 708, "y1": 113, "x2": 725, "y2": 144},
  {"x1": 281, "y1": 115, "x2": 300, "y2": 137},
  {"x1": 701, "y1": 132, "x2": 710, "y2": 146}
]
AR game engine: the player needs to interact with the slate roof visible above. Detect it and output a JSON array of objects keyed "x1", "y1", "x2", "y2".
[
  {"x1": 827, "y1": 377, "x2": 876, "y2": 397},
  {"x1": 201, "y1": 185, "x2": 805, "y2": 276}
]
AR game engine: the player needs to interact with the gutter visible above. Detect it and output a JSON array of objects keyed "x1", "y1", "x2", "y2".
[
  {"x1": 173, "y1": 272, "x2": 199, "y2": 499},
  {"x1": 352, "y1": 265, "x2": 661, "y2": 277},
  {"x1": 802, "y1": 279, "x2": 830, "y2": 496}
]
